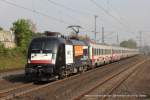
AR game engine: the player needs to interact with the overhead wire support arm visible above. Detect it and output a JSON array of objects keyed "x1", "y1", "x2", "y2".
[{"x1": 67, "y1": 25, "x2": 82, "y2": 36}]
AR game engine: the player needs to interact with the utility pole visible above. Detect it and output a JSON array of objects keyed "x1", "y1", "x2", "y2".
[
  {"x1": 117, "y1": 33, "x2": 119, "y2": 46},
  {"x1": 102, "y1": 26, "x2": 104, "y2": 43},
  {"x1": 107, "y1": 0, "x2": 110, "y2": 11},
  {"x1": 139, "y1": 31, "x2": 142, "y2": 52},
  {"x1": 94, "y1": 15, "x2": 98, "y2": 42}
]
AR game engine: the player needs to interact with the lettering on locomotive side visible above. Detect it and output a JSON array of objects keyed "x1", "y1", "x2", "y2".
[{"x1": 74, "y1": 45, "x2": 83, "y2": 56}]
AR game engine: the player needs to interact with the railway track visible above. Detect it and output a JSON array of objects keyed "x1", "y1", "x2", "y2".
[
  {"x1": 0, "y1": 83, "x2": 35, "y2": 100},
  {"x1": 72, "y1": 58, "x2": 150, "y2": 100},
  {"x1": 0, "y1": 56, "x2": 145, "y2": 100},
  {"x1": 100, "y1": 59, "x2": 149, "y2": 100},
  {"x1": 0, "y1": 68, "x2": 83, "y2": 100}
]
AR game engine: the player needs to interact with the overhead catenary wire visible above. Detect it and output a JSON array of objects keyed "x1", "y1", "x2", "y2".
[
  {"x1": 106, "y1": 1, "x2": 137, "y2": 32},
  {"x1": 1, "y1": 0, "x2": 71, "y2": 25},
  {"x1": 45, "y1": 0, "x2": 82, "y2": 24},
  {"x1": 1, "y1": 0, "x2": 138, "y2": 43},
  {"x1": 46, "y1": 0, "x2": 93, "y2": 16},
  {"x1": 1, "y1": 0, "x2": 95, "y2": 37},
  {"x1": 46, "y1": 0, "x2": 95, "y2": 32},
  {"x1": 89, "y1": 0, "x2": 134, "y2": 33}
]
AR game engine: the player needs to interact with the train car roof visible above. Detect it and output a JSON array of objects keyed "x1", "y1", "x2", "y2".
[{"x1": 89, "y1": 42, "x2": 138, "y2": 51}]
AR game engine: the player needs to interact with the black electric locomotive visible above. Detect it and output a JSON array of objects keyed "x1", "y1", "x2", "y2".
[{"x1": 25, "y1": 33, "x2": 90, "y2": 81}]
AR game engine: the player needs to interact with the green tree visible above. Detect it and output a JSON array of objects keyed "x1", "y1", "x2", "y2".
[
  {"x1": 0, "y1": 42, "x2": 5, "y2": 53},
  {"x1": 120, "y1": 39, "x2": 137, "y2": 48},
  {"x1": 0, "y1": 27, "x2": 3, "y2": 31},
  {"x1": 12, "y1": 19, "x2": 34, "y2": 53}
]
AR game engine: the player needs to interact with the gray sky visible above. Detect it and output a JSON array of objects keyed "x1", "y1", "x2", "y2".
[{"x1": 0, "y1": 0, "x2": 150, "y2": 45}]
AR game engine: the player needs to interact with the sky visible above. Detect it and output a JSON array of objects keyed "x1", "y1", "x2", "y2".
[{"x1": 0, "y1": 0, "x2": 150, "y2": 46}]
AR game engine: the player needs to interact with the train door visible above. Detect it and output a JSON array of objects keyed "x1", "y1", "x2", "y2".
[
  {"x1": 88, "y1": 46, "x2": 94, "y2": 65},
  {"x1": 65, "y1": 45, "x2": 73, "y2": 65}
]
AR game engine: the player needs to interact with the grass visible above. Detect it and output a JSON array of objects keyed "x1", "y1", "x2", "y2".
[{"x1": 0, "y1": 53, "x2": 26, "y2": 72}]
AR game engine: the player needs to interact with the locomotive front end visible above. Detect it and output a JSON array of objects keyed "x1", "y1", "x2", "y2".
[{"x1": 25, "y1": 37, "x2": 58, "y2": 81}]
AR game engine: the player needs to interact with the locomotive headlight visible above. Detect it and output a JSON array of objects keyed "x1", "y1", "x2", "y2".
[{"x1": 27, "y1": 59, "x2": 31, "y2": 63}]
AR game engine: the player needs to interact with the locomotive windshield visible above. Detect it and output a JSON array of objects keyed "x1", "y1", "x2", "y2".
[
  {"x1": 30, "y1": 38, "x2": 43, "y2": 50},
  {"x1": 29, "y1": 37, "x2": 58, "y2": 53}
]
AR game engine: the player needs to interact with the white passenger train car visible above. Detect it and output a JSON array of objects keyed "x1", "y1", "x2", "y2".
[{"x1": 89, "y1": 42, "x2": 139, "y2": 67}]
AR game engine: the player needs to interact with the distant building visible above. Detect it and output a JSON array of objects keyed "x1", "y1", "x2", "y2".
[{"x1": 0, "y1": 30, "x2": 16, "y2": 48}]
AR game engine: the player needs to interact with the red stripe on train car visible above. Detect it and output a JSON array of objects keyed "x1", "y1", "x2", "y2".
[{"x1": 31, "y1": 60, "x2": 52, "y2": 64}]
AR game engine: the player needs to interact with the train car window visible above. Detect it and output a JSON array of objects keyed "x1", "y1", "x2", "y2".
[
  {"x1": 96, "y1": 49, "x2": 97, "y2": 55},
  {"x1": 105, "y1": 49, "x2": 107, "y2": 54},
  {"x1": 102, "y1": 49, "x2": 104, "y2": 55},
  {"x1": 100, "y1": 49, "x2": 102, "y2": 55},
  {"x1": 108, "y1": 49, "x2": 110, "y2": 54},
  {"x1": 99, "y1": 49, "x2": 101, "y2": 55},
  {"x1": 94, "y1": 48, "x2": 96, "y2": 56},
  {"x1": 97, "y1": 49, "x2": 99, "y2": 55},
  {"x1": 107, "y1": 49, "x2": 109, "y2": 54},
  {"x1": 97, "y1": 49, "x2": 98, "y2": 55}
]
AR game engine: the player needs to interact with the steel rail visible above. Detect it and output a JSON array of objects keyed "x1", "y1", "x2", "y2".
[
  {"x1": 0, "y1": 83, "x2": 32, "y2": 94},
  {"x1": 101, "y1": 58, "x2": 150, "y2": 100},
  {"x1": 0, "y1": 56, "x2": 141, "y2": 100},
  {"x1": 72, "y1": 58, "x2": 149, "y2": 100}
]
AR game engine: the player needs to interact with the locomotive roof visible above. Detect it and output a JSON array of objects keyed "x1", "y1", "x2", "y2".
[
  {"x1": 70, "y1": 39, "x2": 87, "y2": 46},
  {"x1": 32, "y1": 36, "x2": 69, "y2": 44},
  {"x1": 32, "y1": 36, "x2": 88, "y2": 46}
]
